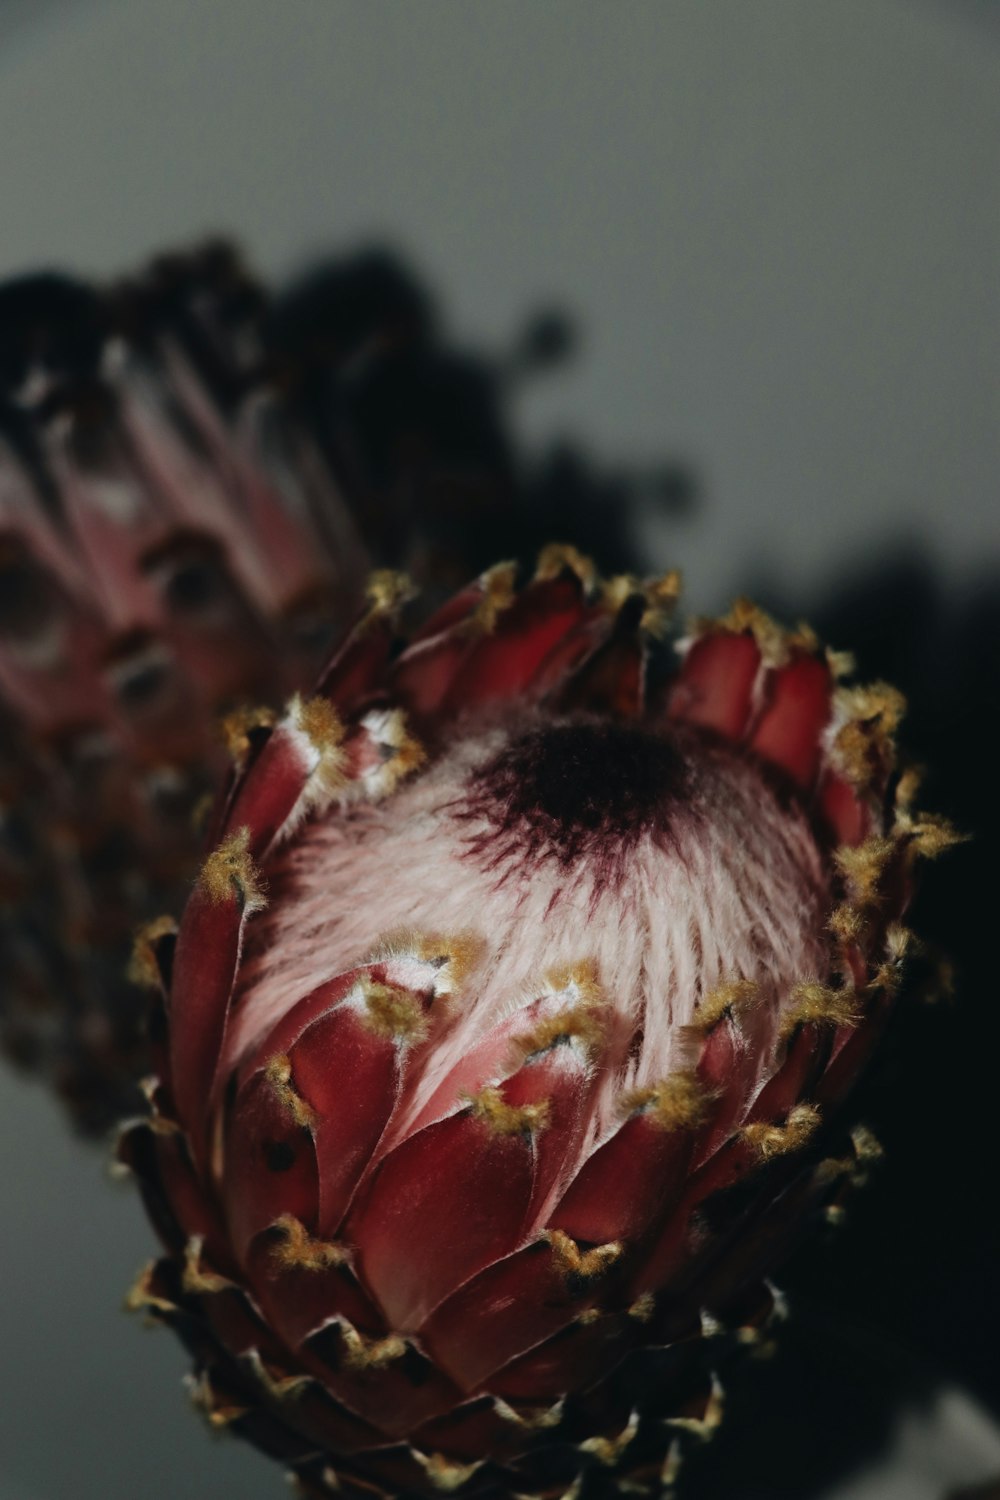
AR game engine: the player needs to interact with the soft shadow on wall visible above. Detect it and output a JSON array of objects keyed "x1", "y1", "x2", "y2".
[{"x1": 263, "y1": 248, "x2": 697, "y2": 595}]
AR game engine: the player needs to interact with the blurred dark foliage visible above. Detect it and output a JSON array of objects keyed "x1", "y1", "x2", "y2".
[{"x1": 262, "y1": 247, "x2": 694, "y2": 592}]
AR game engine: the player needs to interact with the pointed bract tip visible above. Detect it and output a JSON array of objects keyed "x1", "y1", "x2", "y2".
[
  {"x1": 545, "y1": 1229, "x2": 623, "y2": 1283},
  {"x1": 220, "y1": 704, "x2": 277, "y2": 768},
  {"x1": 242, "y1": 1349, "x2": 313, "y2": 1402},
  {"x1": 410, "y1": 1451, "x2": 485, "y2": 1492},
  {"x1": 544, "y1": 958, "x2": 604, "y2": 1009},
  {"x1": 513, "y1": 1002, "x2": 607, "y2": 1066},
  {"x1": 780, "y1": 983, "x2": 858, "y2": 1039},
  {"x1": 894, "y1": 764, "x2": 924, "y2": 812},
  {"x1": 467, "y1": 1086, "x2": 550, "y2": 1137},
  {"x1": 898, "y1": 811, "x2": 967, "y2": 860},
  {"x1": 470, "y1": 561, "x2": 518, "y2": 633},
  {"x1": 355, "y1": 706, "x2": 426, "y2": 800},
  {"x1": 293, "y1": 694, "x2": 344, "y2": 755},
  {"x1": 182, "y1": 1236, "x2": 235, "y2": 1295},
  {"x1": 534, "y1": 543, "x2": 596, "y2": 589},
  {"x1": 620, "y1": 1071, "x2": 713, "y2": 1131},
  {"x1": 414, "y1": 931, "x2": 483, "y2": 993},
  {"x1": 743, "y1": 1103, "x2": 821, "y2": 1160},
  {"x1": 689, "y1": 597, "x2": 816, "y2": 667},
  {"x1": 833, "y1": 836, "x2": 896, "y2": 905},
  {"x1": 199, "y1": 827, "x2": 266, "y2": 911},
  {"x1": 827, "y1": 903, "x2": 867, "y2": 945},
  {"x1": 601, "y1": 568, "x2": 681, "y2": 629},
  {"x1": 125, "y1": 1260, "x2": 176, "y2": 1317},
  {"x1": 664, "y1": 1375, "x2": 725, "y2": 1442},
  {"x1": 602, "y1": 574, "x2": 642, "y2": 613},
  {"x1": 264, "y1": 1054, "x2": 316, "y2": 1128},
  {"x1": 128, "y1": 914, "x2": 178, "y2": 989},
  {"x1": 361, "y1": 980, "x2": 430, "y2": 1044},
  {"x1": 640, "y1": 569, "x2": 683, "y2": 635},
  {"x1": 267, "y1": 1215, "x2": 350, "y2": 1272},
  {"x1": 578, "y1": 1409, "x2": 639, "y2": 1465},
  {"x1": 849, "y1": 1124, "x2": 883, "y2": 1165},
  {"x1": 693, "y1": 979, "x2": 760, "y2": 1032},
  {"x1": 366, "y1": 569, "x2": 415, "y2": 615},
  {"x1": 336, "y1": 1320, "x2": 407, "y2": 1371},
  {"x1": 493, "y1": 1396, "x2": 564, "y2": 1430},
  {"x1": 831, "y1": 680, "x2": 907, "y2": 787},
  {"x1": 289, "y1": 694, "x2": 348, "y2": 807},
  {"x1": 363, "y1": 928, "x2": 484, "y2": 998},
  {"x1": 825, "y1": 647, "x2": 856, "y2": 680},
  {"x1": 836, "y1": 680, "x2": 907, "y2": 734}
]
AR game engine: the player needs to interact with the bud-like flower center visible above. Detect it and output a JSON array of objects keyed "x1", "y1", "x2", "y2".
[
  {"x1": 461, "y1": 719, "x2": 690, "y2": 882},
  {"x1": 235, "y1": 711, "x2": 832, "y2": 1141}
]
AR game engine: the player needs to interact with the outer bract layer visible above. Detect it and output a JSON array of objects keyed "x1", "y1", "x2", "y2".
[{"x1": 121, "y1": 550, "x2": 956, "y2": 1498}]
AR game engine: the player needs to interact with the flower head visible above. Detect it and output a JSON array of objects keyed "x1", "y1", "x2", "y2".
[{"x1": 122, "y1": 551, "x2": 956, "y2": 1496}]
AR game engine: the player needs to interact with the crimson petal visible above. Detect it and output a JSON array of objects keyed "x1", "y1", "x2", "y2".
[
  {"x1": 667, "y1": 631, "x2": 761, "y2": 740},
  {"x1": 749, "y1": 655, "x2": 832, "y2": 788},
  {"x1": 347, "y1": 1107, "x2": 538, "y2": 1331}
]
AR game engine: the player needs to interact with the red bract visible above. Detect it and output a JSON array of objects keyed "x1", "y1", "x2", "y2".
[{"x1": 121, "y1": 550, "x2": 957, "y2": 1497}]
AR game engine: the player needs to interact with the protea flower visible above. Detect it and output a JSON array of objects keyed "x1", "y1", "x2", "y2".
[
  {"x1": 121, "y1": 549, "x2": 957, "y2": 1497},
  {"x1": 0, "y1": 243, "x2": 363, "y2": 1129}
]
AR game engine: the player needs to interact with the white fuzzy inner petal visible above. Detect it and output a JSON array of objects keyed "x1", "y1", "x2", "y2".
[{"x1": 231, "y1": 716, "x2": 832, "y2": 1139}]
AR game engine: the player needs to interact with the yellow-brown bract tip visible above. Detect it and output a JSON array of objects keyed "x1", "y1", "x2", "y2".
[
  {"x1": 545, "y1": 1229, "x2": 623, "y2": 1283},
  {"x1": 128, "y1": 914, "x2": 178, "y2": 989},
  {"x1": 470, "y1": 561, "x2": 518, "y2": 633},
  {"x1": 267, "y1": 1215, "x2": 349, "y2": 1272},
  {"x1": 361, "y1": 980, "x2": 430, "y2": 1043},
  {"x1": 780, "y1": 982, "x2": 859, "y2": 1039},
  {"x1": 694, "y1": 979, "x2": 760, "y2": 1032},
  {"x1": 535, "y1": 543, "x2": 597, "y2": 590},
  {"x1": 366, "y1": 569, "x2": 416, "y2": 615},
  {"x1": 743, "y1": 1103, "x2": 821, "y2": 1160},
  {"x1": 621, "y1": 1071, "x2": 713, "y2": 1132},
  {"x1": 219, "y1": 704, "x2": 277, "y2": 768},
  {"x1": 198, "y1": 827, "x2": 266, "y2": 911},
  {"x1": 264, "y1": 1054, "x2": 315, "y2": 1128},
  {"x1": 467, "y1": 1086, "x2": 550, "y2": 1137},
  {"x1": 692, "y1": 597, "x2": 817, "y2": 667}
]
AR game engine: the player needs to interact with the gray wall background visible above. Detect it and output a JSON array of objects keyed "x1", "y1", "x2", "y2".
[{"x1": 0, "y1": 3, "x2": 997, "y2": 1498}]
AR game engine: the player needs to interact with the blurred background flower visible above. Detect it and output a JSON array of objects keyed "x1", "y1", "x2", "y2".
[{"x1": 0, "y1": 3, "x2": 996, "y2": 1499}]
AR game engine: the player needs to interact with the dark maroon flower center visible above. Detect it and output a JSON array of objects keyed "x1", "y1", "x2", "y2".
[{"x1": 462, "y1": 719, "x2": 690, "y2": 875}]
